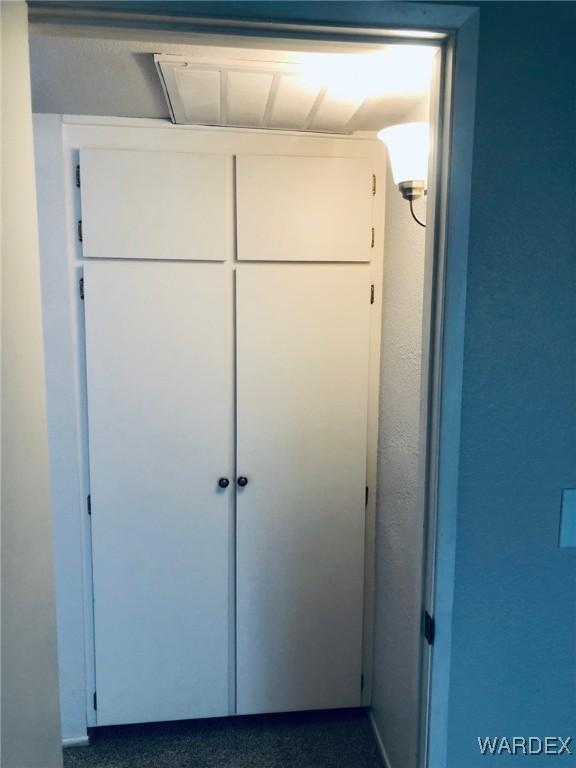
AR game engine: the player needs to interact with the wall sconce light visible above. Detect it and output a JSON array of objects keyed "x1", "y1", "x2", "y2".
[{"x1": 377, "y1": 122, "x2": 429, "y2": 227}]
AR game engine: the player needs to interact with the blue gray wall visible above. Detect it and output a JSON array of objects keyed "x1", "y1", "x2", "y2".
[{"x1": 448, "y1": 3, "x2": 576, "y2": 765}]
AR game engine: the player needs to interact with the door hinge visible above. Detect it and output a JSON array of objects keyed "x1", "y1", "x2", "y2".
[
  {"x1": 93, "y1": 691, "x2": 97, "y2": 711},
  {"x1": 365, "y1": 486, "x2": 369, "y2": 507},
  {"x1": 87, "y1": 494, "x2": 91, "y2": 515},
  {"x1": 75, "y1": 164, "x2": 81, "y2": 188},
  {"x1": 372, "y1": 174, "x2": 377, "y2": 196},
  {"x1": 370, "y1": 284, "x2": 375, "y2": 305},
  {"x1": 360, "y1": 673, "x2": 364, "y2": 692},
  {"x1": 424, "y1": 610, "x2": 435, "y2": 646},
  {"x1": 370, "y1": 227, "x2": 375, "y2": 248},
  {"x1": 79, "y1": 277, "x2": 84, "y2": 300},
  {"x1": 77, "y1": 220, "x2": 83, "y2": 242}
]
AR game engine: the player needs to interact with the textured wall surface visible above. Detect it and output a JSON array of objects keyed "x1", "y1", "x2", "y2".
[
  {"x1": 371, "y1": 98, "x2": 428, "y2": 768},
  {"x1": 447, "y1": 3, "x2": 576, "y2": 765},
  {"x1": 0, "y1": 3, "x2": 63, "y2": 767}
]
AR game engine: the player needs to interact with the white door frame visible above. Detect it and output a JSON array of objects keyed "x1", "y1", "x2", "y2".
[{"x1": 29, "y1": 4, "x2": 479, "y2": 766}]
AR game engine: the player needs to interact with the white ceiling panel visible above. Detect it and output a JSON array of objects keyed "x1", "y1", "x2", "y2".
[
  {"x1": 227, "y1": 70, "x2": 274, "y2": 127},
  {"x1": 155, "y1": 51, "x2": 434, "y2": 134},
  {"x1": 310, "y1": 93, "x2": 362, "y2": 133},
  {"x1": 267, "y1": 74, "x2": 320, "y2": 130},
  {"x1": 174, "y1": 67, "x2": 221, "y2": 124}
]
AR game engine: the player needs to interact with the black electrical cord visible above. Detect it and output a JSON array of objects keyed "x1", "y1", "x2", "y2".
[{"x1": 409, "y1": 199, "x2": 426, "y2": 228}]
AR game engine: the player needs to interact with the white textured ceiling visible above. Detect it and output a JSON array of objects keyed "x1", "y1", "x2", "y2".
[{"x1": 29, "y1": 30, "x2": 435, "y2": 133}]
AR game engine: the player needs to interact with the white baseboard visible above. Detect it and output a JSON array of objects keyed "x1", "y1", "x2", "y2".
[
  {"x1": 62, "y1": 736, "x2": 90, "y2": 748},
  {"x1": 369, "y1": 710, "x2": 392, "y2": 768}
]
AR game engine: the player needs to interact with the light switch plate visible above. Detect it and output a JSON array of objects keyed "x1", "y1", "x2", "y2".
[{"x1": 559, "y1": 488, "x2": 576, "y2": 548}]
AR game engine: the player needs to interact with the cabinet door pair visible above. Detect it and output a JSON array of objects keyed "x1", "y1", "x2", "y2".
[
  {"x1": 81, "y1": 150, "x2": 372, "y2": 726},
  {"x1": 85, "y1": 261, "x2": 370, "y2": 726},
  {"x1": 79, "y1": 149, "x2": 374, "y2": 263}
]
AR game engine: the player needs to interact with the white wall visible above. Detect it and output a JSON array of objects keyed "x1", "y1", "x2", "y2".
[
  {"x1": 0, "y1": 3, "x2": 63, "y2": 766},
  {"x1": 371, "y1": 98, "x2": 428, "y2": 768}
]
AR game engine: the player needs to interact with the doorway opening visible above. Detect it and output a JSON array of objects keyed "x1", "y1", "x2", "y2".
[{"x1": 29, "y1": 11, "x2": 457, "y2": 768}]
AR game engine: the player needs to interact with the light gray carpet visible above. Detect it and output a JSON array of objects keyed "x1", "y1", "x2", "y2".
[{"x1": 63, "y1": 709, "x2": 383, "y2": 768}]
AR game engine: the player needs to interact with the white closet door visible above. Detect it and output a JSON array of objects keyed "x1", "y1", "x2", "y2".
[
  {"x1": 236, "y1": 155, "x2": 374, "y2": 262},
  {"x1": 79, "y1": 149, "x2": 232, "y2": 261},
  {"x1": 84, "y1": 260, "x2": 231, "y2": 726},
  {"x1": 236, "y1": 265, "x2": 370, "y2": 714}
]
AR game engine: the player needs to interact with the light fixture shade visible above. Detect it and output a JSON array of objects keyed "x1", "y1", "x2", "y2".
[{"x1": 377, "y1": 122, "x2": 429, "y2": 185}]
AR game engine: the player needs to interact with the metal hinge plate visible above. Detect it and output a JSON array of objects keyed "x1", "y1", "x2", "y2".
[
  {"x1": 79, "y1": 277, "x2": 84, "y2": 300},
  {"x1": 370, "y1": 284, "x2": 375, "y2": 305},
  {"x1": 365, "y1": 486, "x2": 369, "y2": 506},
  {"x1": 75, "y1": 164, "x2": 81, "y2": 188},
  {"x1": 372, "y1": 174, "x2": 376, "y2": 196},
  {"x1": 77, "y1": 220, "x2": 83, "y2": 242},
  {"x1": 370, "y1": 227, "x2": 375, "y2": 248},
  {"x1": 87, "y1": 494, "x2": 91, "y2": 515},
  {"x1": 93, "y1": 691, "x2": 97, "y2": 710},
  {"x1": 424, "y1": 610, "x2": 435, "y2": 646}
]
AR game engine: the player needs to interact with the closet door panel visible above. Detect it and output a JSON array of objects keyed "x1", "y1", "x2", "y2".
[
  {"x1": 79, "y1": 149, "x2": 232, "y2": 261},
  {"x1": 236, "y1": 155, "x2": 373, "y2": 262},
  {"x1": 236, "y1": 265, "x2": 370, "y2": 714},
  {"x1": 85, "y1": 260, "x2": 231, "y2": 725}
]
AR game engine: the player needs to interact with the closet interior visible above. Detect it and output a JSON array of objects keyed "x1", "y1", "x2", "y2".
[{"x1": 30, "y1": 23, "x2": 439, "y2": 756}]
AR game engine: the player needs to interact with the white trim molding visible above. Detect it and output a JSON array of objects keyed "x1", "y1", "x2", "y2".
[
  {"x1": 369, "y1": 710, "x2": 393, "y2": 768},
  {"x1": 62, "y1": 736, "x2": 90, "y2": 748}
]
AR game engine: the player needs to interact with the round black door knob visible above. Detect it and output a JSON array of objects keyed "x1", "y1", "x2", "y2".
[
  {"x1": 237, "y1": 476, "x2": 248, "y2": 487},
  {"x1": 218, "y1": 478, "x2": 230, "y2": 489}
]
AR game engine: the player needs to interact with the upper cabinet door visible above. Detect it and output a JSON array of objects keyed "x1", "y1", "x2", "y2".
[
  {"x1": 79, "y1": 149, "x2": 232, "y2": 261},
  {"x1": 236, "y1": 155, "x2": 374, "y2": 262}
]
